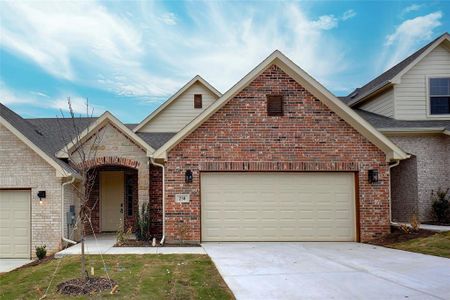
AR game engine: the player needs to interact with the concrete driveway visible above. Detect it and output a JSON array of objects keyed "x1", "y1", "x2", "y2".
[
  {"x1": 203, "y1": 242, "x2": 450, "y2": 300},
  {"x1": 0, "y1": 259, "x2": 32, "y2": 273}
]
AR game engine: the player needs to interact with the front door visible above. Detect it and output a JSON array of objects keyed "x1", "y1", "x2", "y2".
[{"x1": 100, "y1": 171, "x2": 124, "y2": 232}]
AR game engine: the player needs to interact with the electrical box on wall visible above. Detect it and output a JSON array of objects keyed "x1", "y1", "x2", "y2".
[{"x1": 175, "y1": 194, "x2": 190, "y2": 203}]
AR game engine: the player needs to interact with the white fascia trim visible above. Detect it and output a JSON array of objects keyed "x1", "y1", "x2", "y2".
[
  {"x1": 391, "y1": 34, "x2": 450, "y2": 83},
  {"x1": 153, "y1": 50, "x2": 409, "y2": 162},
  {"x1": 0, "y1": 115, "x2": 71, "y2": 178},
  {"x1": 133, "y1": 75, "x2": 222, "y2": 133},
  {"x1": 347, "y1": 82, "x2": 394, "y2": 107},
  {"x1": 56, "y1": 111, "x2": 155, "y2": 158}
]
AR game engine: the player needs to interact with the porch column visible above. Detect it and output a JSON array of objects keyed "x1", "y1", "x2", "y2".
[{"x1": 138, "y1": 164, "x2": 150, "y2": 209}]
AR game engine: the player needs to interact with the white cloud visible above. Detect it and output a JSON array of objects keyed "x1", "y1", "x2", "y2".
[
  {"x1": 137, "y1": 1, "x2": 350, "y2": 93},
  {"x1": 402, "y1": 4, "x2": 423, "y2": 15},
  {"x1": 342, "y1": 9, "x2": 356, "y2": 21},
  {"x1": 51, "y1": 97, "x2": 105, "y2": 115},
  {"x1": 1, "y1": 81, "x2": 103, "y2": 116},
  {"x1": 159, "y1": 12, "x2": 177, "y2": 25},
  {"x1": 381, "y1": 11, "x2": 442, "y2": 70},
  {"x1": 0, "y1": 1, "x2": 179, "y2": 97},
  {"x1": 0, "y1": 1, "x2": 353, "y2": 101},
  {"x1": 311, "y1": 15, "x2": 338, "y2": 30}
]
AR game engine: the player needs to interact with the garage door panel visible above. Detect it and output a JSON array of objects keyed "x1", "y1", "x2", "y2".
[
  {"x1": 201, "y1": 173, "x2": 355, "y2": 242},
  {"x1": 0, "y1": 190, "x2": 30, "y2": 258}
]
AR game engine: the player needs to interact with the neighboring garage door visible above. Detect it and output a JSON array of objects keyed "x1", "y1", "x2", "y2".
[
  {"x1": 0, "y1": 190, "x2": 31, "y2": 258},
  {"x1": 201, "y1": 172, "x2": 355, "y2": 242}
]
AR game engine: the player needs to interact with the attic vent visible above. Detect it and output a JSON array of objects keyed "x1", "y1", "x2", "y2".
[
  {"x1": 349, "y1": 91, "x2": 358, "y2": 99},
  {"x1": 34, "y1": 129, "x2": 43, "y2": 136},
  {"x1": 194, "y1": 94, "x2": 202, "y2": 109},
  {"x1": 267, "y1": 95, "x2": 283, "y2": 116}
]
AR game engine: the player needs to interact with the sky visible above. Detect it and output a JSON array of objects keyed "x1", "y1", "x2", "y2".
[{"x1": 1, "y1": 1, "x2": 449, "y2": 123}]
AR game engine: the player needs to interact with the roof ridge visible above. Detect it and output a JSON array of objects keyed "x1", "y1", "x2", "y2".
[{"x1": 346, "y1": 32, "x2": 448, "y2": 102}]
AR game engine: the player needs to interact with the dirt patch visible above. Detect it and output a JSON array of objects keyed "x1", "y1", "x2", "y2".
[
  {"x1": 369, "y1": 227, "x2": 436, "y2": 246},
  {"x1": 57, "y1": 277, "x2": 117, "y2": 296},
  {"x1": 115, "y1": 240, "x2": 201, "y2": 247}
]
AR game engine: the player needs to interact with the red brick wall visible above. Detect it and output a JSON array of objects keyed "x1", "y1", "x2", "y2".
[
  {"x1": 149, "y1": 164, "x2": 163, "y2": 238},
  {"x1": 165, "y1": 65, "x2": 390, "y2": 243}
]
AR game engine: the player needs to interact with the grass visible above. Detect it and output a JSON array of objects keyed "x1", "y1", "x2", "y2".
[
  {"x1": 0, "y1": 254, "x2": 234, "y2": 300},
  {"x1": 388, "y1": 231, "x2": 450, "y2": 259}
]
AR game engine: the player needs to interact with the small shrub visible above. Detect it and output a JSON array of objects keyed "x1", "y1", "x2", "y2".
[
  {"x1": 135, "y1": 203, "x2": 151, "y2": 241},
  {"x1": 116, "y1": 219, "x2": 130, "y2": 246},
  {"x1": 35, "y1": 245, "x2": 47, "y2": 260},
  {"x1": 431, "y1": 188, "x2": 450, "y2": 224},
  {"x1": 410, "y1": 213, "x2": 421, "y2": 232}
]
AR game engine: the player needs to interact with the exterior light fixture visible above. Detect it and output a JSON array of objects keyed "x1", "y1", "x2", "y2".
[
  {"x1": 368, "y1": 169, "x2": 379, "y2": 184},
  {"x1": 185, "y1": 169, "x2": 193, "y2": 183},
  {"x1": 37, "y1": 190, "x2": 46, "y2": 204}
]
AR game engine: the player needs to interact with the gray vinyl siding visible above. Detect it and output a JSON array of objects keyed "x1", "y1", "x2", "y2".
[
  {"x1": 139, "y1": 82, "x2": 219, "y2": 132},
  {"x1": 395, "y1": 45, "x2": 450, "y2": 120},
  {"x1": 359, "y1": 88, "x2": 394, "y2": 117}
]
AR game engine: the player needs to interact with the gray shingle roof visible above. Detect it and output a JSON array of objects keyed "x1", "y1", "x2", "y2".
[
  {"x1": 137, "y1": 132, "x2": 177, "y2": 149},
  {"x1": 0, "y1": 103, "x2": 79, "y2": 174},
  {"x1": 343, "y1": 33, "x2": 449, "y2": 105},
  {"x1": 355, "y1": 109, "x2": 450, "y2": 131},
  {"x1": 1, "y1": 103, "x2": 177, "y2": 175}
]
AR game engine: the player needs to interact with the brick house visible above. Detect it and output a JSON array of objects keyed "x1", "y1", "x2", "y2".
[
  {"x1": 7, "y1": 44, "x2": 448, "y2": 259},
  {"x1": 340, "y1": 32, "x2": 450, "y2": 222}
]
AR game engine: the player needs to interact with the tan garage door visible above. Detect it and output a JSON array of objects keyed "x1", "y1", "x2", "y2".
[
  {"x1": 201, "y1": 172, "x2": 356, "y2": 242},
  {"x1": 0, "y1": 190, "x2": 31, "y2": 258}
]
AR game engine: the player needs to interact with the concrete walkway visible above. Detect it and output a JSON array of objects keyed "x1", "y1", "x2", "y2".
[
  {"x1": 55, "y1": 234, "x2": 205, "y2": 258},
  {"x1": 203, "y1": 242, "x2": 450, "y2": 300},
  {"x1": 392, "y1": 222, "x2": 450, "y2": 232},
  {"x1": 0, "y1": 259, "x2": 33, "y2": 273}
]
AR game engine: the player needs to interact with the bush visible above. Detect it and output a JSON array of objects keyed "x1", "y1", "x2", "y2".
[
  {"x1": 35, "y1": 245, "x2": 47, "y2": 260},
  {"x1": 116, "y1": 219, "x2": 132, "y2": 246},
  {"x1": 431, "y1": 188, "x2": 450, "y2": 224},
  {"x1": 135, "y1": 203, "x2": 151, "y2": 241}
]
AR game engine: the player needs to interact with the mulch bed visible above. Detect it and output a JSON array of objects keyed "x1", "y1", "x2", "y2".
[
  {"x1": 115, "y1": 240, "x2": 200, "y2": 247},
  {"x1": 57, "y1": 277, "x2": 117, "y2": 296},
  {"x1": 368, "y1": 227, "x2": 436, "y2": 246}
]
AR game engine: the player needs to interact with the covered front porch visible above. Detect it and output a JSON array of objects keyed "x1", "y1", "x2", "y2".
[{"x1": 81, "y1": 162, "x2": 163, "y2": 239}]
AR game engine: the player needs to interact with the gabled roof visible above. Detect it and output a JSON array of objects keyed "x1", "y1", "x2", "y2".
[
  {"x1": 0, "y1": 103, "x2": 79, "y2": 177},
  {"x1": 133, "y1": 75, "x2": 222, "y2": 132},
  {"x1": 344, "y1": 32, "x2": 450, "y2": 106},
  {"x1": 153, "y1": 50, "x2": 409, "y2": 162},
  {"x1": 56, "y1": 111, "x2": 155, "y2": 158}
]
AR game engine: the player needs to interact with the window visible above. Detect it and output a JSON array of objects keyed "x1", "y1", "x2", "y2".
[
  {"x1": 429, "y1": 78, "x2": 450, "y2": 115},
  {"x1": 125, "y1": 175, "x2": 134, "y2": 217},
  {"x1": 267, "y1": 95, "x2": 283, "y2": 116},
  {"x1": 194, "y1": 94, "x2": 202, "y2": 109}
]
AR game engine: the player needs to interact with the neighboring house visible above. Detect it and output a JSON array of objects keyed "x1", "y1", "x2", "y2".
[
  {"x1": 342, "y1": 32, "x2": 450, "y2": 222},
  {"x1": 1, "y1": 50, "x2": 409, "y2": 259}
]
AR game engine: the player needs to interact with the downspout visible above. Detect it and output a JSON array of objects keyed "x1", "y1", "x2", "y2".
[
  {"x1": 150, "y1": 157, "x2": 165, "y2": 245},
  {"x1": 61, "y1": 175, "x2": 77, "y2": 245},
  {"x1": 388, "y1": 160, "x2": 401, "y2": 224}
]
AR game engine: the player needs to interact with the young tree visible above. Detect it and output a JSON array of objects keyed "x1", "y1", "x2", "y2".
[{"x1": 57, "y1": 98, "x2": 104, "y2": 281}]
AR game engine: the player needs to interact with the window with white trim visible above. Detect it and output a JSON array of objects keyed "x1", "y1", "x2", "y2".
[{"x1": 429, "y1": 77, "x2": 450, "y2": 115}]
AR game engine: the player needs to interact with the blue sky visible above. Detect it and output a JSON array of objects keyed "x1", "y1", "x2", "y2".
[{"x1": 1, "y1": 1, "x2": 449, "y2": 123}]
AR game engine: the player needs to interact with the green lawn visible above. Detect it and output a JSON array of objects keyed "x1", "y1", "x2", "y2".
[
  {"x1": 0, "y1": 254, "x2": 234, "y2": 300},
  {"x1": 389, "y1": 231, "x2": 450, "y2": 259}
]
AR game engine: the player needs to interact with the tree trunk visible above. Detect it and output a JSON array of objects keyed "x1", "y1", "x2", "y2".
[{"x1": 81, "y1": 229, "x2": 87, "y2": 281}]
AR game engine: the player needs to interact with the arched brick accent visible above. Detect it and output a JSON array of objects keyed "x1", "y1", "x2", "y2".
[{"x1": 77, "y1": 156, "x2": 141, "y2": 170}]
